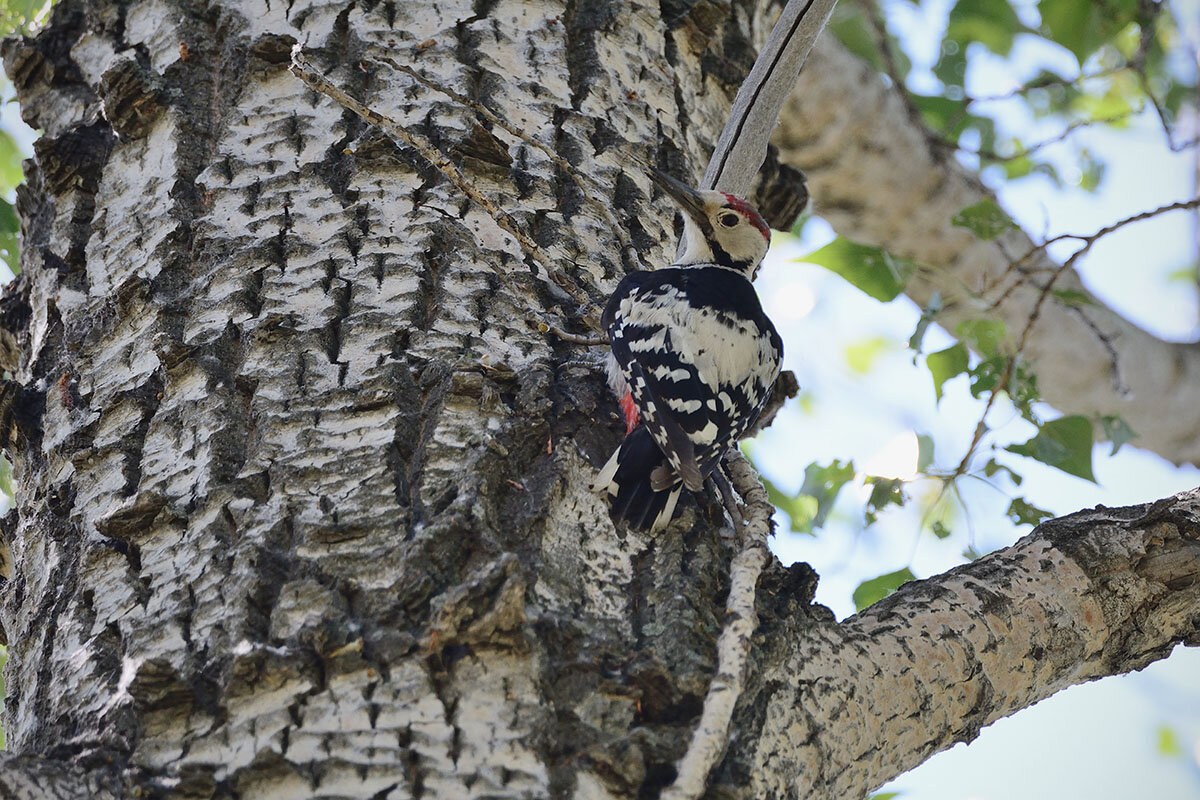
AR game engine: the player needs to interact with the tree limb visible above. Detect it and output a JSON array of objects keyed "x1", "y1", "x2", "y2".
[
  {"x1": 663, "y1": 455, "x2": 772, "y2": 800},
  {"x1": 723, "y1": 488, "x2": 1200, "y2": 799},
  {"x1": 699, "y1": 0, "x2": 838, "y2": 197},
  {"x1": 775, "y1": 37, "x2": 1200, "y2": 466}
]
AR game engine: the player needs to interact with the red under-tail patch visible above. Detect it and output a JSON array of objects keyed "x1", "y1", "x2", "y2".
[
  {"x1": 720, "y1": 192, "x2": 771, "y2": 242},
  {"x1": 619, "y1": 391, "x2": 640, "y2": 434}
]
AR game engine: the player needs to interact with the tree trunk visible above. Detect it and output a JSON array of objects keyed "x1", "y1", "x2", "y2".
[{"x1": 0, "y1": 2, "x2": 1195, "y2": 800}]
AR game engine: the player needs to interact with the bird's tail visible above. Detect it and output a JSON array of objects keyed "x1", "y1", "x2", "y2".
[{"x1": 593, "y1": 426, "x2": 683, "y2": 531}]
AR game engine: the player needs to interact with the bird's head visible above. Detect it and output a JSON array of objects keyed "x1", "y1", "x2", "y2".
[{"x1": 650, "y1": 170, "x2": 771, "y2": 278}]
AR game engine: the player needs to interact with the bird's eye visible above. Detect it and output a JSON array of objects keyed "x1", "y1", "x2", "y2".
[{"x1": 719, "y1": 212, "x2": 739, "y2": 227}]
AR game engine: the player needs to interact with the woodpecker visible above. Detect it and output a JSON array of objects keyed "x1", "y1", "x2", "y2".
[{"x1": 595, "y1": 171, "x2": 782, "y2": 531}]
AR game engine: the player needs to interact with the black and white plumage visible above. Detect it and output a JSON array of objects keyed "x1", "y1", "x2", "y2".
[{"x1": 595, "y1": 171, "x2": 783, "y2": 531}]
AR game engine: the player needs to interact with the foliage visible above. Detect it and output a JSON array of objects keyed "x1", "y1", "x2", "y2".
[
  {"x1": 0, "y1": 0, "x2": 51, "y2": 34},
  {"x1": 764, "y1": 460, "x2": 857, "y2": 534},
  {"x1": 830, "y1": 0, "x2": 1195, "y2": 190},
  {"x1": 773, "y1": 0, "x2": 1181, "y2": 616},
  {"x1": 853, "y1": 568, "x2": 915, "y2": 611},
  {"x1": 952, "y1": 199, "x2": 1018, "y2": 240},
  {"x1": 799, "y1": 237, "x2": 916, "y2": 302},
  {"x1": 1006, "y1": 415, "x2": 1096, "y2": 483}
]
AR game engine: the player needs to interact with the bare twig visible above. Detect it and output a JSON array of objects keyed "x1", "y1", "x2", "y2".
[
  {"x1": 951, "y1": 356, "x2": 1014, "y2": 478},
  {"x1": 985, "y1": 196, "x2": 1200, "y2": 308},
  {"x1": 957, "y1": 196, "x2": 1200, "y2": 472},
  {"x1": 525, "y1": 315, "x2": 608, "y2": 346},
  {"x1": 288, "y1": 47, "x2": 595, "y2": 310},
  {"x1": 965, "y1": 66, "x2": 1131, "y2": 104},
  {"x1": 662, "y1": 453, "x2": 771, "y2": 800},
  {"x1": 950, "y1": 112, "x2": 1137, "y2": 163}
]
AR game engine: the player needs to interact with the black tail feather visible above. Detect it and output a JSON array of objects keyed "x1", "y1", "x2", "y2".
[{"x1": 597, "y1": 426, "x2": 683, "y2": 531}]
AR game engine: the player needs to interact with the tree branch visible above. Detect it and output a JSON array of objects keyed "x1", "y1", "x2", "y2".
[
  {"x1": 699, "y1": 0, "x2": 839, "y2": 196},
  {"x1": 725, "y1": 488, "x2": 1200, "y2": 799},
  {"x1": 775, "y1": 37, "x2": 1200, "y2": 466},
  {"x1": 663, "y1": 455, "x2": 772, "y2": 800}
]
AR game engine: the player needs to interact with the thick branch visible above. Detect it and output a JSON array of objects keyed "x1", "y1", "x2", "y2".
[
  {"x1": 700, "y1": 0, "x2": 838, "y2": 196},
  {"x1": 731, "y1": 488, "x2": 1200, "y2": 799},
  {"x1": 775, "y1": 37, "x2": 1200, "y2": 466}
]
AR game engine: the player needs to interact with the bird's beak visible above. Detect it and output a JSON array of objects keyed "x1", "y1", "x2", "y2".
[{"x1": 650, "y1": 170, "x2": 708, "y2": 226}]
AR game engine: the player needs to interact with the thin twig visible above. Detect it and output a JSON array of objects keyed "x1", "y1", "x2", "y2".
[
  {"x1": 965, "y1": 66, "x2": 1130, "y2": 104},
  {"x1": 288, "y1": 47, "x2": 595, "y2": 310},
  {"x1": 369, "y1": 55, "x2": 645, "y2": 272},
  {"x1": 662, "y1": 453, "x2": 770, "y2": 800},
  {"x1": 860, "y1": 0, "x2": 930, "y2": 140},
  {"x1": 985, "y1": 196, "x2": 1200, "y2": 308},
  {"x1": 951, "y1": 112, "x2": 1136, "y2": 162},
  {"x1": 959, "y1": 196, "x2": 1200, "y2": 472},
  {"x1": 525, "y1": 315, "x2": 608, "y2": 346},
  {"x1": 951, "y1": 356, "x2": 1013, "y2": 478}
]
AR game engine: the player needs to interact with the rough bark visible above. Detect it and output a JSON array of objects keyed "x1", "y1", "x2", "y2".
[
  {"x1": 719, "y1": 489, "x2": 1200, "y2": 799},
  {"x1": 776, "y1": 37, "x2": 1200, "y2": 468},
  {"x1": 0, "y1": 3, "x2": 1194, "y2": 800}
]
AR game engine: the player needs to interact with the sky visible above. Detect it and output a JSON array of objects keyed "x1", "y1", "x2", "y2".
[{"x1": 749, "y1": 1, "x2": 1200, "y2": 796}]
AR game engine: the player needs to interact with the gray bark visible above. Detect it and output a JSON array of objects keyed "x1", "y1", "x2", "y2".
[{"x1": 0, "y1": 2, "x2": 1194, "y2": 800}]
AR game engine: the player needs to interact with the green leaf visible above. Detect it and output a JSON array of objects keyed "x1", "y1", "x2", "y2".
[
  {"x1": 829, "y1": 8, "x2": 885, "y2": 73},
  {"x1": 910, "y1": 93, "x2": 973, "y2": 139},
  {"x1": 968, "y1": 354, "x2": 1005, "y2": 397},
  {"x1": 946, "y1": 0, "x2": 1023, "y2": 55},
  {"x1": 927, "y1": 343, "x2": 968, "y2": 402},
  {"x1": 1156, "y1": 725, "x2": 1183, "y2": 758},
  {"x1": 963, "y1": 545, "x2": 985, "y2": 560},
  {"x1": 864, "y1": 476, "x2": 907, "y2": 524},
  {"x1": 955, "y1": 319, "x2": 1007, "y2": 357},
  {"x1": 916, "y1": 434, "x2": 935, "y2": 472},
  {"x1": 0, "y1": 455, "x2": 11, "y2": 500},
  {"x1": 0, "y1": 198, "x2": 17, "y2": 275},
  {"x1": 983, "y1": 457, "x2": 1023, "y2": 486},
  {"x1": 931, "y1": 520, "x2": 951, "y2": 539},
  {"x1": 1097, "y1": 414, "x2": 1136, "y2": 456},
  {"x1": 765, "y1": 478, "x2": 820, "y2": 534},
  {"x1": 868, "y1": 794, "x2": 903, "y2": 800},
  {"x1": 765, "y1": 460, "x2": 857, "y2": 534},
  {"x1": 844, "y1": 336, "x2": 893, "y2": 374},
  {"x1": 1006, "y1": 415, "x2": 1096, "y2": 482},
  {"x1": 853, "y1": 568, "x2": 916, "y2": 611},
  {"x1": 933, "y1": 40, "x2": 967, "y2": 87},
  {"x1": 1076, "y1": 148, "x2": 1106, "y2": 192},
  {"x1": 951, "y1": 199, "x2": 1017, "y2": 240},
  {"x1": 0, "y1": 130, "x2": 21, "y2": 195},
  {"x1": 799, "y1": 459, "x2": 857, "y2": 532},
  {"x1": 1166, "y1": 262, "x2": 1199, "y2": 284},
  {"x1": 1038, "y1": 0, "x2": 1139, "y2": 63},
  {"x1": 1006, "y1": 496, "x2": 1054, "y2": 526},
  {"x1": 1051, "y1": 288, "x2": 1095, "y2": 307},
  {"x1": 800, "y1": 238, "x2": 917, "y2": 302}
]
